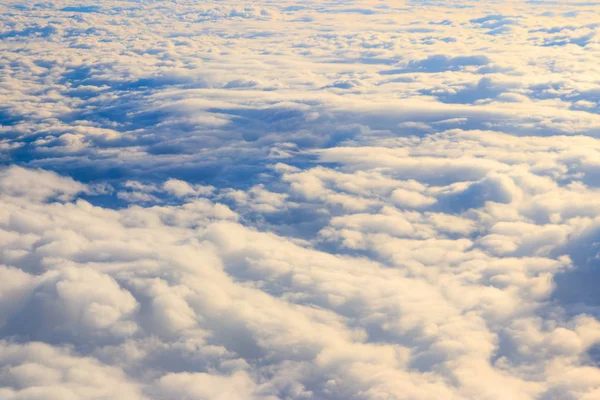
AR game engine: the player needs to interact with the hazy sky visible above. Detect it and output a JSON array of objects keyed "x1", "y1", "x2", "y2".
[{"x1": 1, "y1": 1, "x2": 600, "y2": 399}]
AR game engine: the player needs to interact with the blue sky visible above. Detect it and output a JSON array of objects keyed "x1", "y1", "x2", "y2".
[{"x1": 1, "y1": 1, "x2": 600, "y2": 399}]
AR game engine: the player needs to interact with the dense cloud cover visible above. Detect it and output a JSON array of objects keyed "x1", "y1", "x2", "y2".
[{"x1": 2, "y1": 0, "x2": 600, "y2": 399}]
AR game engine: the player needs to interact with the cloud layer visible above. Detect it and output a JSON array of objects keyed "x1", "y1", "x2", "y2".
[{"x1": 2, "y1": 1, "x2": 600, "y2": 399}]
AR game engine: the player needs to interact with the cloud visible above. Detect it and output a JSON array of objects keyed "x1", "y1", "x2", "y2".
[
  {"x1": 155, "y1": 371, "x2": 257, "y2": 400},
  {"x1": 2, "y1": 0, "x2": 600, "y2": 399},
  {"x1": 163, "y1": 179, "x2": 215, "y2": 198},
  {"x1": 0, "y1": 166, "x2": 87, "y2": 202},
  {"x1": 0, "y1": 341, "x2": 146, "y2": 400},
  {"x1": 1, "y1": 162, "x2": 600, "y2": 398}
]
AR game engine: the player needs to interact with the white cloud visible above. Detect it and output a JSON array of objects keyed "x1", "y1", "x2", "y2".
[
  {"x1": 0, "y1": 167, "x2": 86, "y2": 202},
  {"x1": 0, "y1": 341, "x2": 146, "y2": 400},
  {"x1": 2, "y1": 1, "x2": 600, "y2": 399},
  {"x1": 155, "y1": 371, "x2": 257, "y2": 400},
  {"x1": 163, "y1": 179, "x2": 215, "y2": 198}
]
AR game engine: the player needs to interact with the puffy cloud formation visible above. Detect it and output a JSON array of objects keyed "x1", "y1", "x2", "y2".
[{"x1": 2, "y1": 0, "x2": 600, "y2": 399}]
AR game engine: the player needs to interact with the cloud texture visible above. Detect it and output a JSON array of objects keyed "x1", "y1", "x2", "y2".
[{"x1": 2, "y1": 0, "x2": 600, "y2": 399}]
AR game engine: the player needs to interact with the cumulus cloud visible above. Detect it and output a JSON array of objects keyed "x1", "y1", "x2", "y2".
[
  {"x1": 0, "y1": 167, "x2": 86, "y2": 202},
  {"x1": 2, "y1": 0, "x2": 600, "y2": 399},
  {"x1": 0, "y1": 341, "x2": 146, "y2": 400},
  {"x1": 163, "y1": 179, "x2": 215, "y2": 198}
]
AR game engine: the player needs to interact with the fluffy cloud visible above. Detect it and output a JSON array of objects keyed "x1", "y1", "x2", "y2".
[
  {"x1": 2, "y1": 0, "x2": 600, "y2": 399},
  {"x1": 0, "y1": 167, "x2": 87, "y2": 202},
  {"x1": 0, "y1": 341, "x2": 145, "y2": 400}
]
